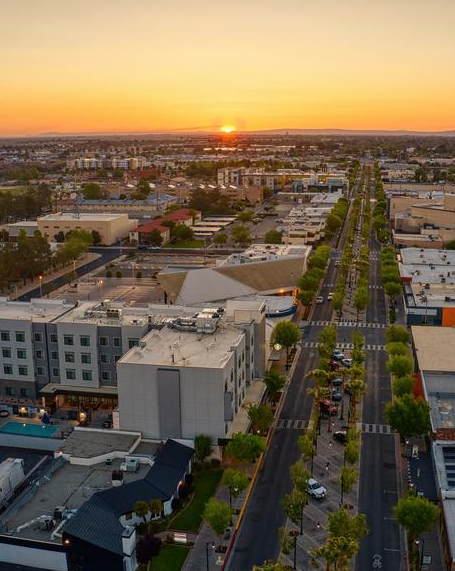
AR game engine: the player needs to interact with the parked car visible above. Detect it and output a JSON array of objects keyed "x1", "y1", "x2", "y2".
[
  {"x1": 341, "y1": 358, "x2": 353, "y2": 368},
  {"x1": 331, "y1": 390, "x2": 342, "y2": 402},
  {"x1": 320, "y1": 399, "x2": 338, "y2": 415},
  {"x1": 332, "y1": 350, "x2": 344, "y2": 361},
  {"x1": 149, "y1": 246, "x2": 161, "y2": 251},
  {"x1": 335, "y1": 260, "x2": 340, "y2": 267},
  {"x1": 332, "y1": 377, "x2": 343, "y2": 387},
  {"x1": 316, "y1": 296, "x2": 324, "y2": 304},
  {"x1": 327, "y1": 292, "x2": 334, "y2": 301},
  {"x1": 307, "y1": 478, "x2": 327, "y2": 500},
  {"x1": 334, "y1": 430, "x2": 348, "y2": 444},
  {"x1": 330, "y1": 360, "x2": 340, "y2": 371}
]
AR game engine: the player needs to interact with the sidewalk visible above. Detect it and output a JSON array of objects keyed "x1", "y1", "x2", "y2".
[{"x1": 9, "y1": 252, "x2": 100, "y2": 299}]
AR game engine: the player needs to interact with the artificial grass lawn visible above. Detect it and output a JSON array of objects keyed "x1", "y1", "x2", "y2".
[
  {"x1": 170, "y1": 469, "x2": 223, "y2": 532},
  {"x1": 163, "y1": 240, "x2": 205, "y2": 249},
  {"x1": 152, "y1": 544, "x2": 190, "y2": 571}
]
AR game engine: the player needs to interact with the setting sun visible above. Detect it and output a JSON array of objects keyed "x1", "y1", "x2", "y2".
[{"x1": 220, "y1": 125, "x2": 236, "y2": 134}]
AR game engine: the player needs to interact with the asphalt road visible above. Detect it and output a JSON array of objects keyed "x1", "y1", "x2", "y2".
[
  {"x1": 227, "y1": 254, "x2": 341, "y2": 570},
  {"x1": 15, "y1": 249, "x2": 122, "y2": 302},
  {"x1": 355, "y1": 181, "x2": 402, "y2": 571}
]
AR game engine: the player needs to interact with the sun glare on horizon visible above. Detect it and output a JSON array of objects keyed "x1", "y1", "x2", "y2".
[{"x1": 220, "y1": 125, "x2": 236, "y2": 134}]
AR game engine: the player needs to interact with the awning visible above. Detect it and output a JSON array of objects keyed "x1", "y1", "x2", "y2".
[
  {"x1": 39, "y1": 383, "x2": 118, "y2": 398},
  {"x1": 268, "y1": 347, "x2": 283, "y2": 361}
]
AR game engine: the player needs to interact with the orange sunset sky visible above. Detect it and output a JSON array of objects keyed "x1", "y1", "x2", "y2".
[{"x1": 1, "y1": 0, "x2": 455, "y2": 136}]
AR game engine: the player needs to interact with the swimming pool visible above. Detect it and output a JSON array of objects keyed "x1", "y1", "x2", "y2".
[{"x1": 0, "y1": 421, "x2": 59, "y2": 438}]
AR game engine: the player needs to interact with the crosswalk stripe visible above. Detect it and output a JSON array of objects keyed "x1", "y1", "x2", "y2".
[
  {"x1": 310, "y1": 320, "x2": 387, "y2": 329},
  {"x1": 300, "y1": 341, "x2": 386, "y2": 351},
  {"x1": 277, "y1": 419, "x2": 309, "y2": 430},
  {"x1": 358, "y1": 422, "x2": 393, "y2": 434}
]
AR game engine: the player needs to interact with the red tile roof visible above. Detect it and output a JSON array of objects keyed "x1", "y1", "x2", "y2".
[{"x1": 135, "y1": 208, "x2": 199, "y2": 234}]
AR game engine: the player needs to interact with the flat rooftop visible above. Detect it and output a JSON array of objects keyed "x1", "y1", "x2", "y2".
[
  {"x1": 406, "y1": 282, "x2": 455, "y2": 308},
  {"x1": 5, "y1": 458, "x2": 149, "y2": 544},
  {"x1": 400, "y1": 247, "x2": 455, "y2": 267},
  {"x1": 58, "y1": 428, "x2": 140, "y2": 459},
  {"x1": 38, "y1": 212, "x2": 128, "y2": 222},
  {"x1": 412, "y1": 326, "x2": 455, "y2": 372},
  {"x1": 0, "y1": 298, "x2": 74, "y2": 322},
  {"x1": 432, "y1": 442, "x2": 455, "y2": 560},
  {"x1": 119, "y1": 319, "x2": 244, "y2": 369},
  {"x1": 400, "y1": 263, "x2": 455, "y2": 284},
  {"x1": 220, "y1": 243, "x2": 310, "y2": 267},
  {"x1": 424, "y1": 374, "x2": 455, "y2": 430}
]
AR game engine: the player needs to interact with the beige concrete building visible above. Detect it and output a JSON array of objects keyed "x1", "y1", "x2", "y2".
[
  {"x1": 37, "y1": 212, "x2": 138, "y2": 245},
  {"x1": 392, "y1": 194, "x2": 455, "y2": 246}
]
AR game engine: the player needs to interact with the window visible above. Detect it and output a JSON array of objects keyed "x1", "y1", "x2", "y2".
[
  {"x1": 100, "y1": 354, "x2": 110, "y2": 364},
  {"x1": 15, "y1": 332, "x2": 25, "y2": 343},
  {"x1": 113, "y1": 337, "x2": 122, "y2": 347},
  {"x1": 64, "y1": 335, "x2": 74, "y2": 346},
  {"x1": 50, "y1": 333, "x2": 58, "y2": 343},
  {"x1": 35, "y1": 350, "x2": 43, "y2": 359},
  {"x1": 82, "y1": 370, "x2": 92, "y2": 382},
  {"x1": 17, "y1": 349, "x2": 27, "y2": 360},
  {"x1": 20, "y1": 388, "x2": 30, "y2": 398},
  {"x1": 37, "y1": 366, "x2": 45, "y2": 376},
  {"x1": 65, "y1": 353, "x2": 75, "y2": 363},
  {"x1": 80, "y1": 336, "x2": 91, "y2": 347},
  {"x1": 101, "y1": 371, "x2": 111, "y2": 381},
  {"x1": 34, "y1": 332, "x2": 43, "y2": 342},
  {"x1": 128, "y1": 338, "x2": 139, "y2": 349},
  {"x1": 2, "y1": 348, "x2": 11, "y2": 359},
  {"x1": 66, "y1": 369, "x2": 76, "y2": 380},
  {"x1": 114, "y1": 355, "x2": 122, "y2": 363},
  {"x1": 18, "y1": 366, "x2": 28, "y2": 376},
  {"x1": 99, "y1": 336, "x2": 108, "y2": 347},
  {"x1": 52, "y1": 368, "x2": 59, "y2": 377},
  {"x1": 3, "y1": 365, "x2": 13, "y2": 375},
  {"x1": 51, "y1": 351, "x2": 59, "y2": 360},
  {"x1": 0, "y1": 331, "x2": 10, "y2": 342},
  {"x1": 5, "y1": 386, "x2": 14, "y2": 396},
  {"x1": 81, "y1": 353, "x2": 91, "y2": 364}
]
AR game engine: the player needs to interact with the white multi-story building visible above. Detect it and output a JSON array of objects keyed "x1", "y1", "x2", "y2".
[
  {"x1": 0, "y1": 299, "x2": 267, "y2": 436},
  {"x1": 116, "y1": 300, "x2": 267, "y2": 442}
]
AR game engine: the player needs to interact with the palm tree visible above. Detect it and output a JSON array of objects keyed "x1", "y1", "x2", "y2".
[{"x1": 345, "y1": 378, "x2": 366, "y2": 424}]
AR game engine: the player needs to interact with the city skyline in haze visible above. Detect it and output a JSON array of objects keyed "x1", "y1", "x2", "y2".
[{"x1": 2, "y1": 0, "x2": 455, "y2": 136}]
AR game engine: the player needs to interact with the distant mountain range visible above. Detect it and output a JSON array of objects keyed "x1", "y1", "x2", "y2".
[{"x1": 3, "y1": 128, "x2": 455, "y2": 139}]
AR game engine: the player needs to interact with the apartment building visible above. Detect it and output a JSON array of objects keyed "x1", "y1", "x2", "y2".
[
  {"x1": 217, "y1": 167, "x2": 348, "y2": 192},
  {"x1": 0, "y1": 299, "x2": 267, "y2": 433},
  {"x1": 68, "y1": 157, "x2": 147, "y2": 170},
  {"x1": 116, "y1": 300, "x2": 267, "y2": 442},
  {"x1": 0, "y1": 298, "x2": 75, "y2": 402}
]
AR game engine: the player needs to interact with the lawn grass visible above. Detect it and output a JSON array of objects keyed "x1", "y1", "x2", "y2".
[
  {"x1": 163, "y1": 240, "x2": 204, "y2": 249},
  {"x1": 151, "y1": 545, "x2": 190, "y2": 571},
  {"x1": 170, "y1": 468, "x2": 223, "y2": 532}
]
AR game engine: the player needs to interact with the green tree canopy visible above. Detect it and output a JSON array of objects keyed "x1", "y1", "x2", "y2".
[
  {"x1": 247, "y1": 404, "x2": 274, "y2": 435},
  {"x1": 394, "y1": 494, "x2": 439, "y2": 543},
  {"x1": 263, "y1": 369, "x2": 286, "y2": 398},
  {"x1": 264, "y1": 229, "x2": 283, "y2": 244},
  {"x1": 387, "y1": 355, "x2": 413, "y2": 378},
  {"x1": 225, "y1": 433, "x2": 266, "y2": 464},
  {"x1": 231, "y1": 225, "x2": 251, "y2": 246},
  {"x1": 221, "y1": 468, "x2": 249, "y2": 498},
  {"x1": 202, "y1": 498, "x2": 232, "y2": 539},
  {"x1": 392, "y1": 375, "x2": 415, "y2": 398},
  {"x1": 272, "y1": 321, "x2": 300, "y2": 361},
  {"x1": 385, "y1": 394, "x2": 431, "y2": 439},
  {"x1": 194, "y1": 434, "x2": 212, "y2": 463},
  {"x1": 386, "y1": 325, "x2": 410, "y2": 345}
]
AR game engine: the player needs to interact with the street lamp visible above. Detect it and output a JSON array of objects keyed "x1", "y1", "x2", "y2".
[
  {"x1": 415, "y1": 539, "x2": 425, "y2": 571},
  {"x1": 205, "y1": 541, "x2": 215, "y2": 571},
  {"x1": 289, "y1": 530, "x2": 299, "y2": 570},
  {"x1": 38, "y1": 275, "x2": 43, "y2": 298}
]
